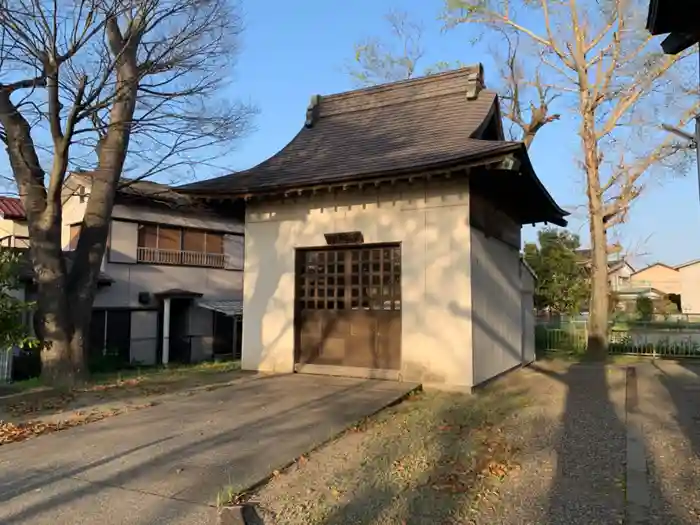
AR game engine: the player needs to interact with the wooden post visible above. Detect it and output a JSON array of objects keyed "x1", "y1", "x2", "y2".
[{"x1": 162, "y1": 298, "x2": 171, "y2": 365}]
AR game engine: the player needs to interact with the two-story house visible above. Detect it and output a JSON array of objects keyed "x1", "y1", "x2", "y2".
[
  {"x1": 0, "y1": 197, "x2": 29, "y2": 248},
  {"x1": 54, "y1": 172, "x2": 245, "y2": 367},
  {"x1": 574, "y1": 249, "x2": 636, "y2": 291}
]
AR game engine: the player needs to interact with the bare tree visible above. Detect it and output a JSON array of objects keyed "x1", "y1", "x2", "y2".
[
  {"x1": 444, "y1": 0, "x2": 698, "y2": 357},
  {"x1": 347, "y1": 11, "x2": 560, "y2": 144},
  {"x1": 0, "y1": 0, "x2": 254, "y2": 385},
  {"x1": 349, "y1": 10, "x2": 426, "y2": 86},
  {"x1": 490, "y1": 31, "x2": 561, "y2": 146}
]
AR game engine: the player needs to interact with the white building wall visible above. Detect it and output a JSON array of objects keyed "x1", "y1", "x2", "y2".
[
  {"x1": 470, "y1": 229, "x2": 523, "y2": 385},
  {"x1": 609, "y1": 263, "x2": 634, "y2": 291},
  {"x1": 56, "y1": 192, "x2": 245, "y2": 309},
  {"x1": 0, "y1": 218, "x2": 14, "y2": 242},
  {"x1": 678, "y1": 262, "x2": 700, "y2": 313},
  {"x1": 242, "y1": 180, "x2": 474, "y2": 389},
  {"x1": 521, "y1": 263, "x2": 536, "y2": 364},
  {"x1": 61, "y1": 179, "x2": 88, "y2": 249},
  {"x1": 109, "y1": 220, "x2": 138, "y2": 263},
  {"x1": 0, "y1": 218, "x2": 28, "y2": 246},
  {"x1": 93, "y1": 262, "x2": 243, "y2": 308},
  {"x1": 59, "y1": 178, "x2": 244, "y2": 362}
]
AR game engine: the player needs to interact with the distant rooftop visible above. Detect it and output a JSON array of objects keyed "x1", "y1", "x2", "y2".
[{"x1": 0, "y1": 196, "x2": 25, "y2": 220}]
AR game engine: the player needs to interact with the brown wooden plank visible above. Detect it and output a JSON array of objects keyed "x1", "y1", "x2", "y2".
[{"x1": 295, "y1": 244, "x2": 402, "y2": 370}]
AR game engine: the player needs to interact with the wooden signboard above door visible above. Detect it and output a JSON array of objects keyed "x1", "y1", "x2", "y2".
[{"x1": 324, "y1": 231, "x2": 364, "y2": 245}]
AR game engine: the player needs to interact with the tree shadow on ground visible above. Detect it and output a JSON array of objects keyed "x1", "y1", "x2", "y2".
[
  {"x1": 653, "y1": 360, "x2": 700, "y2": 457},
  {"x1": 644, "y1": 360, "x2": 700, "y2": 523},
  {"x1": 531, "y1": 362, "x2": 627, "y2": 525},
  {"x1": 0, "y1": 375, "x2": 399, "y2": 525},
  {"x1": 312, "y1": 383, "x2": 530, "y2": 525}
]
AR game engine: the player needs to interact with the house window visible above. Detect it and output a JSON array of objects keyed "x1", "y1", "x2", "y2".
[
  {"x1": 69, "y1": 224, "x2": 81, "y2": 250},
  {"x1": 136, "y1": 223, "x2": 226, "y2": 268}
]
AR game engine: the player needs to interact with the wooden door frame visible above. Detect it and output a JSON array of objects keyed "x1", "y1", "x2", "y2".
[{"x1": 293, "y1": 242, "x2": 402, "y2": 371}]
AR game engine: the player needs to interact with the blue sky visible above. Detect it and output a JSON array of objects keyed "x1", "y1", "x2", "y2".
[
  {"x1": 214, "y1": 0, "x2": 700, "y2": 268},
  {"x1": 3, "y1": 0, "x2": 699, "y2": 267}
]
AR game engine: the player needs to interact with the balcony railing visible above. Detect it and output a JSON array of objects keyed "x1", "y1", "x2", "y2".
[{"x1": 137, "y1": 247, "x2": 226, "y2": 268}]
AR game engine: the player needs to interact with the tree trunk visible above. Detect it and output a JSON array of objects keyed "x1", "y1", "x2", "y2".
[
  {"x1": 582, "y1": 111, "x2": 609, "y2": 360},
  {"x1": 587, "y1": 213, "x2": 609, "y2": 359},
  {"x1": 29, "y1": 219, "x2": 92, "y2": 385},
  {"x1": 0, "y1": 26, "x2": 141, "y2": 387}
]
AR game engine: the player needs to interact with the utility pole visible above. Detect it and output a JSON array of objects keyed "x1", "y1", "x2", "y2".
[
  {"x1": 646, "y1": 0, "x2": 700, "y2": 200},
  {"x1": 661, "y1": 53, "x2": 700, "y2": 202}
]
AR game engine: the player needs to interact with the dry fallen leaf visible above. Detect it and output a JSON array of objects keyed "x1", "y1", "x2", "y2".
[{"x1": 0, "y1": 402, "x2": 154, "y2": 446}]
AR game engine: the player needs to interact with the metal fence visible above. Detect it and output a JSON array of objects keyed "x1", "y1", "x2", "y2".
[
  {"x1": 536, "y1": 322, "x2": 700, "y2": 358},
  {"x1": 0, "y1": 348, "x2": 13, "y2": 383}
]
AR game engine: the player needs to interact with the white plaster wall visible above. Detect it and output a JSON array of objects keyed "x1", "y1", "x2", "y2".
[
  {"x1": 109, "y1": 221, "x2": 138, "y2": 263},
  {"x1": 470, "y1": 229, "x2": 523, "y2": 385},
  {"x1": 0, "y1": 217, "x2": 14, "y2": 241},
  {"x1": 61, "y1": 180, "x2": 88, "y2": 249},
  {"x1": 679, "y1": 263, "x2": 700, "y2": 313},
  {"x1": 521, "y1": 264, "x2": 536, "y2": 364},
  {"x1": 609, "y1": 264, "x2": 633, "y2": 291},
  {"x1": 242, "y1": 180, "x2": 474, "y2": 388},
  {"x1": 0, "y1": 218, "x2": 29, "y2": 246},
  {"x1": 93, "y1": 263, "x2": 243, "y2": 308}
]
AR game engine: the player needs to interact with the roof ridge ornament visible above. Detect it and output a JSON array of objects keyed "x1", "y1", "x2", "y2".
[
  {"x1": 305, "y1": 94, "x2": 321, "y2": 128},
  {"x1": 465, "y1": 63, "x2": 485, "y2": 101}
]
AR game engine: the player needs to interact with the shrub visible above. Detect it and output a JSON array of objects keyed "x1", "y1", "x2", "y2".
[{"x1": 635, "y1": 297, "x2": 654, "y2": 321}]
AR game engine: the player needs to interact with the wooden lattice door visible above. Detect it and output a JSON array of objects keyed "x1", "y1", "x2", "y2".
[{"x1": 295, "y1": 244, "x2": 401, "y2": 370}]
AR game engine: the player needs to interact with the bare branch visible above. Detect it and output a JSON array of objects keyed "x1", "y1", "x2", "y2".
[
  {"x1": 444, "y1": 0, "x2": 699, "y2": 352},
  {"x1": 0, "y1": 0, "x2": 255, "y2": 382},
  {"x1": 348, "y1": 10, "x2": 425, "y2": 86}
]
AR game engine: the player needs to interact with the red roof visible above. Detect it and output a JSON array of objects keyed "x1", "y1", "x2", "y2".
[{"x1": 0, "y1": 197, "x2": 25, "y2": 219}]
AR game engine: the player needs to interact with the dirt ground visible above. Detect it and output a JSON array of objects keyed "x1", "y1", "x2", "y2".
[
  {"x1": 248, "y1": 360, "x2": 628, "y2": 525},
  {"x1": 0, "y1": 361, "x2": 248, "y2": 445}
]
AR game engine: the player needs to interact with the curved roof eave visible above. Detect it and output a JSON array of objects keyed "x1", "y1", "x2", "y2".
[{"x1": 515, "y1": 144, "x2": 570, "y2": 223}]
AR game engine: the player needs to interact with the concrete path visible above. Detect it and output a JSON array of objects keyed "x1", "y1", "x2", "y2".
[
  {"x1": 0, "y1": 374, "x2": 417, "y2": 525},
  {"x1": 636, "y1": 361, "x2": 700, "y2": 524}
]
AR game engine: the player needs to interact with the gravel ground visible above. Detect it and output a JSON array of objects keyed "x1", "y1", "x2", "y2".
[
  {"x1": 467, "y1": 362, "x2": 627, "y2": 525},
  {"x1": 637, "y1": 363, "x2": 700, "y2": 524},
  {"x1": 250, "y1": 361, "x2": 627, "y2": 525}
]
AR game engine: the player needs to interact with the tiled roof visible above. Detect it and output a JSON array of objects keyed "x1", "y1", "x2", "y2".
[
  {"x1": 69, "y1": 172, "x2": 196, "y2": 208},
  {"x1": 116, "y1": 178, "x2": 194, "y2": 207},
  {"x1": 180, "y1": 66, "x2": 517, "y2": 194},
  {"x1": 0, "y1": 197, "x2": 25, "y2": 219}
]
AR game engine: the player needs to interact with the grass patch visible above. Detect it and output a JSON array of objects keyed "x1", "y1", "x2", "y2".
[
  {"x1": 5, "y1": 377, "x2": 45, "y2": 393},
  {"x1": 7, "y1": 359, "x2": 242, "y2": 394},
  {"x1": 251, "y1": 384, "x2": 530, "y2": 525},
  {"x1": 1, "y1": 360, "x2": 243, "y2": 424}
]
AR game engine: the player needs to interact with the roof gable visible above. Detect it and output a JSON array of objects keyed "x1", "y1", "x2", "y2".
[
  {"x1": 180, "y1": 66, "x2": 513, "y2": 195},
  {"x1": 632, "y1": 262, "x2": 679, "y2": 276},
  {"x1": 179, "y1": 66, "x2": 568, "y2": 226},
  {"x1": 675, "y1": 258, "x2": 700, "y2": 270},
  {"x1": 608, "y1": 260, "x2": 635, "y2": 274}
]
